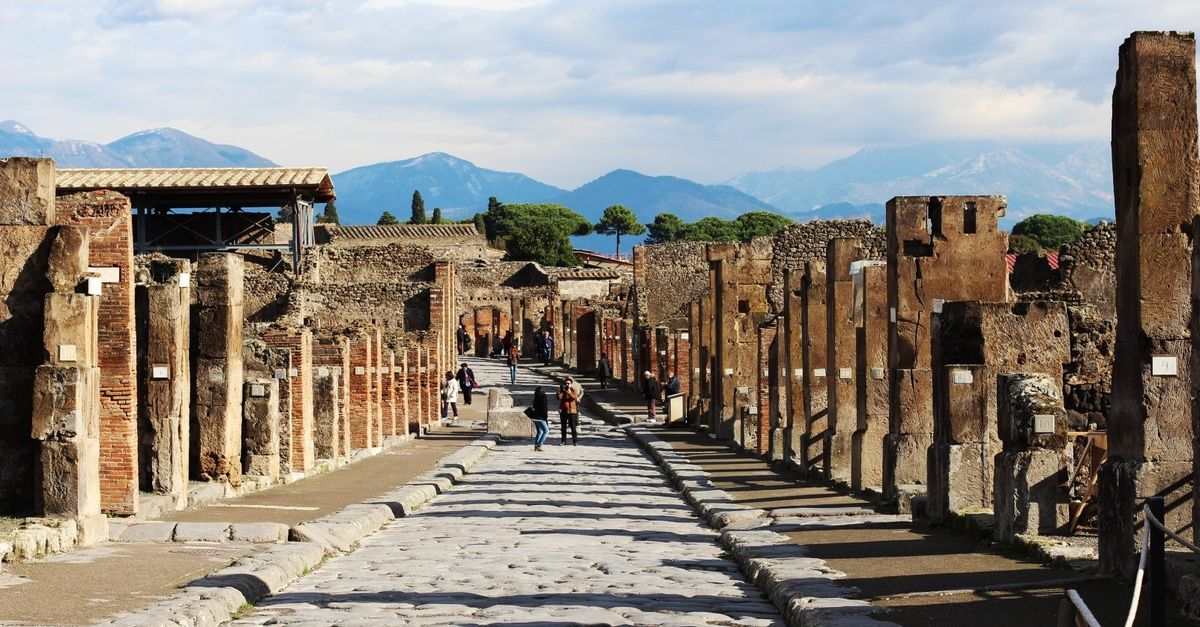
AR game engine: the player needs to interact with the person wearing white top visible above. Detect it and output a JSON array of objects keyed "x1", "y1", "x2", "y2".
[{"x1": 441, "y1": 371, "x2": 459, "y2": 420}]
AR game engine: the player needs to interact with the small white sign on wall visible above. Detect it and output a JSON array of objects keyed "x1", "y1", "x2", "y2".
[
  {"x1": 1033, "y1": 414, "x2": 1055, "y2": 434},
  {"x1": 178, "y1": 272, "x2": 191, "y2": 288},
  {"x1": 813, "y1": 368, "x2": 826, "y2": 378},
  {"x1": 86, "y1": 276, "x2": 102, "y2": 296},
  {"x1": 289, "y1": 368, "x2": 298, "y2": 378},
  {"x1": 152, "y1": 364, "x2": 170, "y2": 379},
  {"x1": 209, "y1": 369, "x2": 224, "y2": 383},
  {"x1": 354, "y1": 366, "x2": 366, "y2": 376},
  {"x1": 1151, "y1": 355, "x2": 1178, "y2": 377},
  {"x1": 273, "y1": 369, "x2": 287, "y2": 380},
  {"x1": 932, "y1": 299, "x2": 945, "y2": 314},
  {"x1": 794, "y1": 368, "x2": 803, "y2": 379},
  {"x1": 871, "y1": 368, "x2": 885, "y2": 380},
  {"x1": 839, "y1": 368, "x2": 852, "y2": 379},
  {"x1": 250, "y1": 383, "x2": 266, "y2": 398},
  {"x1": 58, "y1": 344, "x2": 77, "y2": 362},
  {"x1": 317, "y1": 367, "x2": 330, "y2": 377},
  {"x1": 723, "y1": 368, "x2": 734, "y2": 376},
  {"x1": 89, "y1": 266, "x2": 121, "y2": 284},
  {"x1": 680, "y1": 332, "x2": 689, "y2": 341},
  {"x1": 952, "y1": 369, "x2": 974, "y2": 385},
  {"x1": 889, "y1": 307, "x2": 897, "y2": 323}
]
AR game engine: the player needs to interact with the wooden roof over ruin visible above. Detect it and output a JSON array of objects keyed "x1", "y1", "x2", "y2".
[
  {"x1": 55, "y1": 167, "x2": 335, "y2": 207},
  {"x1": 317, "y1": 223, "x2": 481, "y2": 242}
]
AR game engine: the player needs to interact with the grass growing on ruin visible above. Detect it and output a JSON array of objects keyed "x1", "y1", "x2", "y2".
[{"x1": 231, "y1": 603, "x2": 255, "y2": 619}]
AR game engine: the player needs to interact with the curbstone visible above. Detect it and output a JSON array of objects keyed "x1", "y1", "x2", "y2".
[
  {"x1": 624, "y1": 424, "x2": 899, "y2": 627},
  {"x1": 117, "y1": 522, "x2": 177, "y2": 543},
  {"x1": 172, "y1": 522, "x2": 232, "y2": 543},
  {"x1": 230, "y1": 523, "x2": 289, "y2": 544}
]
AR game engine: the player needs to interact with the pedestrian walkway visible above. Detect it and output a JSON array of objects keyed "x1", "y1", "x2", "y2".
[
  {"x1": 646, "y1": 429, "x2": 1191, "y2": 626},
  {"x1": 0, "y1": 426, "x2": 486, "y2": 625},
  {"x1": 233, "y1": 365, "x2": 783, "y2": 626}
]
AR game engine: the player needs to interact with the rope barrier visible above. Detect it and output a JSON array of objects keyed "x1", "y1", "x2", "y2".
[
  {"x1": 1144, "y1": 504, "x2": 1200, "y2": 555},
  {"x1": 1067, "y1": 589, "x2": 1103, "y2": 627},
  {"x1": 1121, "y1": 510, "x2": 1150, "y2": 627}
]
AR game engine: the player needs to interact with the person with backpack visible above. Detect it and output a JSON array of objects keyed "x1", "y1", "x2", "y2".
[
  {"x1": 526, "y1": 386, "x2": 550, "y2": 451},
  {"x1": 440, "y1": 371, "x2": 459, "y2": 421},
  {"x1": 556, "y1": 376, "x2": 580, "y2": 446},
  {"x1": 643, "y1": 371, "x2": 660, "y2": 422},
  {"x1": 456, "y1": 362, "x2": 478, "y2": 405}
]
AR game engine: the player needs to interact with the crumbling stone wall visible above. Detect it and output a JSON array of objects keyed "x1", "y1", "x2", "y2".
[
  {"x1": 634, "y1": 241, "x2": 708, "y2": 327},
  {"x1": 769, "y1": 220, "x2": 884, "y2": 313},
  {"x1": 316, "y1": 243, "x2": 437, "y2": 284}
]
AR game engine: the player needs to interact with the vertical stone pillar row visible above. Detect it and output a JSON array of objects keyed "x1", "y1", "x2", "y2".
[
  {"x1": 1102, "y1": 31, "x2": 1199, "y2": 575},
  {"x1": 800, "y1": 260, "x2": 829, "y2": 479},
  {"x1": 708, "y1": 243, "x2": 737, "y2": 439},
  {"x1": 136, "y1": 258, "x2": 191, "y2": 510},
  {"x1": 347, "y1": 332, "x2": 373, "y2": 450},
  {"x1": 191, "y1": 253, "x2": 245, "y2": 484},
  {"x1": 782, "y1": 268, "x2": 804, "y2": 466},
  {"x1": 263, "y1": 328, "x2": 314, "y2": 473}
]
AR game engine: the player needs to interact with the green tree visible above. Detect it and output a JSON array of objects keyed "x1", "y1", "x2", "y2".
[
  {"x1": 593, "y1": 204, "x2": 646, "y2": 258},
  {"x1": 1012, "y1": 214, "x2": 1084, "y2": 250},
  {"x1": 497, "y1": 203, "x2": 591, "y2": 266},
  {"x1": 483, "y1": 196, "x2": 506, "y2": 240},
  {"x1": 409, "y1": 190, "x2": 426, "y2": 224},
  {"x1": 317, "y1": 200, "x2": 340, "y2": 225},
  {"x1": 645, "y1": 213, "x2": 689, "y2": 243},
  {"x1": 685, "y1": 216, "x2": 740, "y2": 242},
  {"x1": 1008, "y1": 234, "x2": 1041, "y2": 255},
  {"x1": 472, "y1": 212, "x2": 487, "y2": 235},
  {"x1": 431, "y1": 207, "x2": 443, "y2": 224},
  {"x1": 377, "y1": 210, "x2": 400, "y2": 225},
  {"x1": 735, "y1": 211, "x2": 793, "y2": 239},
  {"x1": 276, "y1": 203, "x2": 295, "y2": 225}
]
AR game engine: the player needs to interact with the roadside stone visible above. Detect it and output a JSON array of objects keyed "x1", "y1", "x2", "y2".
[
  {"x1": 230, "y1": 523, "x2": 289, "y2": 543},
  {"x1": 172, "y1": 522, "x2": 231, "y2": 543},
  {"x1": 117, "y1": 522, "x2": 177, "y2": 543}
]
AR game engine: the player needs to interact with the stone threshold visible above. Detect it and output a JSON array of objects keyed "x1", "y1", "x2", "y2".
[{"x1": 98, "y1": 434, "x2": 499, "y2": 626}]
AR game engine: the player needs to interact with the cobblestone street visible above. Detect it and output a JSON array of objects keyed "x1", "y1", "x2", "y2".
[{"x1": 233, "y1": 363, "x2": 782, "y2": 626}]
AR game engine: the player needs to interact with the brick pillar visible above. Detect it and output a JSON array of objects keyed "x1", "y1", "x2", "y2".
[
  {"x1": 136, "y1": 258, "x2": 191, "y2": 510},
  {"x1": 347, "y1": 334, "x2": 372, "y2": 449},
  {"x1": 1102, "y1": 31, "x2": 1199, "y2": 575},
  {"x1": 192, "y1": 253, "x2": 244, "y2": 484},
  {"x1": 677, "y1": 328, "x2": 692, "y2": 414},
  {"x1": 853, "y1": 262, "x2": 889, "y2": 491},
  {"x1": 826, "y1": 239, "x2": 867, "y2": 484},
  {"x1": 398, "y1": 350, "x2": 411, "y2": 435},
  {"x1": 406, "y1": 347, "x2": 421, "y2": 434},
  {"x1": 263, "y1": 328, "x2": 314, "y2": 473},
  {"x1": 384, "y1": 350, "x2": 397, "y2": 438},
  {"x1": 56, "y1": 191, "x2": 137, "y2": 515},
  {"x1": 708, "y1": 243, "x2": 737, "y2": 439},
  {"x1": 372, "y1": 328, "x2": 383, "y2": 446}
]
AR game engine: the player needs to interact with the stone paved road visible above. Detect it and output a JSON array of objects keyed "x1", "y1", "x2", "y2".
[{"x1": 234, "y1": 362, "x2": 782, "y2": 626}]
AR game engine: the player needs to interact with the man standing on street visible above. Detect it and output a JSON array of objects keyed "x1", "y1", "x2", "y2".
[
  {"x1": 557, "y1": 376, "x2": 580, "y2": 446},
  {"x1": 597, "y1": 352, "x2": 612, "y2": 389},
  {"x1": 643, "y1": 371, "x2": 660, "y2": 422}
]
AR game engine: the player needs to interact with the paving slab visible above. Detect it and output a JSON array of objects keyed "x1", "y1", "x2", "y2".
[{"x1": 232, "y1": 362, "x2": 784, "y2": 626}]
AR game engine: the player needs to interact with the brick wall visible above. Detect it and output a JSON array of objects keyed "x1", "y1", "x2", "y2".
[
  {"x1": 56, "y1": 191, "x2": 137, "y2": 515},
  {"x1": 263, "y1": 328, "x2": 314, "y2": 472}
]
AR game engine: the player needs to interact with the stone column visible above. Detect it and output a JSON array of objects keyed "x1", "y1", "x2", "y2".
[
  {"x1": 993, "y1": 372, "x2": 1071, "y2": 542},
  {"x1": 347, "y1": 333, "x2": 372, "y2": 450},
  {"x1": 853, "y1": 262, "x2": 889, "y2": 491},
  {"x1": 753, "y1": 322, "x2": 776, "y2": 456},
  {"x1": 782, "y1": 268, "x2": 805, "y2": 467},
  {"x1": 312, "y1": 364, "x2": 340, "y2": 462},
  {"x1": 708, "y1": 243, "x2": 737, "y2": 438},
  {"x1": 136, "y1": 258, "x2": 191, "y2": 510},
  {"x1": 372, "y1": 328, "x2": 383, "y2": 445},
  {"x1": 884, "y1": 195, "x2": 1008, "y2": 503},
  {"x1": 801, "y1": 260, "x2": 829, "y2": 479},
  {"x1": 192, "y1": 253, "x2": 244, "y2": 484},
  {"x1": 241, "y1": 377, "x2": 280, "y2": 482},
  {"x1": 826, "y1": 239, "x2": 867, "y2": 484},
  {"x1": 1102, "y1": 31, "x2": 1199, "y2": 575}
]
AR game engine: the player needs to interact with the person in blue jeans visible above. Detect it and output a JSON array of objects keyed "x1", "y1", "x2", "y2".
[{"x1": 530, "y1": 386, "x2": 550, "y2": 451}]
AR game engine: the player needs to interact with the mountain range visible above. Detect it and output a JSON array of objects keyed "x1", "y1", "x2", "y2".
[{"x1": 0, "y1": 120, "x2": 1115, "y2": 244}]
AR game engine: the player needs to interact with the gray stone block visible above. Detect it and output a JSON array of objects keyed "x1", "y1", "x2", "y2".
[
  {"x1": 117, "y1": 522, "x2": 176, "y2": 543},
  {"x1": 172, "y1": 522, "x2": 231, "y2": 543}
]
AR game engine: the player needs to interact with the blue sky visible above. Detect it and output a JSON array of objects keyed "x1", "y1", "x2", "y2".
[{"x1": 3, "y1": 1, "x2": 1198, "y2": 186}]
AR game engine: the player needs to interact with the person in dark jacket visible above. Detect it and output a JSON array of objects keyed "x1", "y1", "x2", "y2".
[
  {"x1": 597, "y1": 353, "x2": 612, "y2": 389},
  {"x1": 664, "y1": 371, "x2": 681, "y2": 396},
  {"x1": 643, "y1": 371, "x2": 660, "y2": 422},
  {"x1": 530, "y1": 386, "x2": 550, "y2": 451},
  {"x1": 456, "y1": 362, "x2": 478, "y2": 405},
  {"x1": 556, "y1": 376, "x2": 580, "y2": 445}
]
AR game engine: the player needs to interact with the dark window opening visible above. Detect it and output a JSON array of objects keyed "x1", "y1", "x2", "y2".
[
  {"x1": 737, "y1": 300, "x2": 751, "y2": 314},
  {"x1": 903, "y1": 239, "x2": 934, "y2": 257},
  {"x1": 963, "y1": 201, "x2": 977, "y2": 234},
  {"x1": 928, "y1": 197, "x2": 944, "y2": 236}
]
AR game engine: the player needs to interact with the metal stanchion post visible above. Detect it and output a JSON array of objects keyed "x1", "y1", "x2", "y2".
[{"x1": 1148, "y1": 495, "x2": 1165, "y2": 627}]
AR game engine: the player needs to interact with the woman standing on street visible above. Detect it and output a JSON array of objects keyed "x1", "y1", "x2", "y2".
[
  {"x1": 441, "y1": 371, "x2": 459, "y2": 421},
  {"x1": 556, "y1": 376, "x2": 580, "y2": 446},
  {"x1": 530, "y1": 386, "x2": 550, "y2": 451},
  {"x1": 507, "y1": 342, "x2": 519, "y2": 385}
]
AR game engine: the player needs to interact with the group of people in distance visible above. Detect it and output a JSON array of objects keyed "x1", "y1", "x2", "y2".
[{"x1": 445, "y1": 325, "x2": 684, "y2": 447}]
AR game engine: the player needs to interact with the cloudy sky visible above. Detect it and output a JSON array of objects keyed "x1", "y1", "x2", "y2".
[{"x1": 2, "y1": 1, "x2": 1198, "y2": 186}]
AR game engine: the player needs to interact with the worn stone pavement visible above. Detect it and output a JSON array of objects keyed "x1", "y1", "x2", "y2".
[{"x1": 233, "y1": 362, "x2": 783, "y2": 626}]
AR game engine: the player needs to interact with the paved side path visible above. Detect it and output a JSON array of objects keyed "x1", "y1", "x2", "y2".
[{"x1": 234, "y1": 369, "x2": 782, "y2": 625}]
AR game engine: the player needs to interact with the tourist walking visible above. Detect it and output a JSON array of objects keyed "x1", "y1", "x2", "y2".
[
  {"x1": 456, "y1": 362, "x2": 478, "y2": 405},
  {"x1": 501, "y1": 329, "x2": 514, "y2": 354},
  {"x1": 597, "y1": 352, "x2": 611, "y2": 389},
  {"x1": 643, "y1": 371, "x2": 660, "y2": 422},
  {"x1": 534, "y1": 332, "x2": 546, "y2": 364},
  {"x1": 506, "y1": 343, "x2": 519, "y2": 385},
  {"x1": 557, "y1": 376, "x2": 580, "y2": 445},
  {"x1": 440, "y1": 371, "x2": 459, "y2": 420},
  {"x1": 528, "y1": 386, "x2": 550, "y2": 451}
]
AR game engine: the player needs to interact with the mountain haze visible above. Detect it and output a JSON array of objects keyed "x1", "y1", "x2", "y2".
[
  {"x1": 331, "y1": 153, "x2": 566, "y2": 225},
  {"x1": 0, "y1": 121, "x2": 275, "y2": 168},
  {"x1": 727, "y1": 141, "x2": 1113, "y2": 226}
]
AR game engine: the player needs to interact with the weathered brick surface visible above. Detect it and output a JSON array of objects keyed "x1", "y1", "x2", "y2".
[{"x1": 56, "y1": 191, "x2": 137, "y2": 515}]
